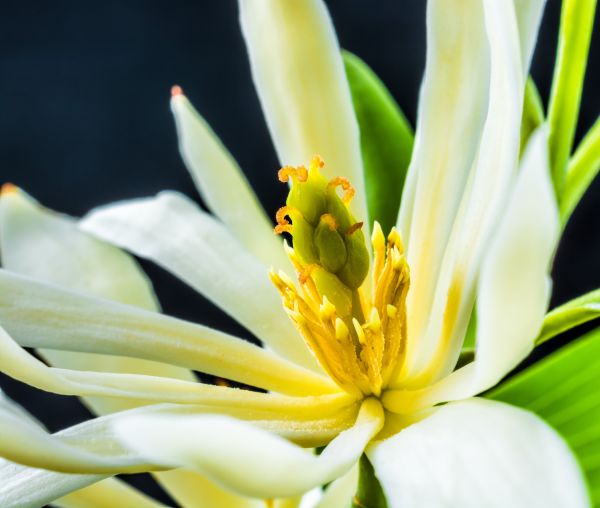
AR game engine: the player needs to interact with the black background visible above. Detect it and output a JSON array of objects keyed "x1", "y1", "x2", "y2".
[{"x1": 0, "y1": 1, "x2": 598, "y2": 504}]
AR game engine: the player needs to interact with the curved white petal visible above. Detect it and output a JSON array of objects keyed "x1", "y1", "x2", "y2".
[
  {"x1": 113, "y1": 399, "x2": 383, "y2": 499},
  {"x1": 238, "y1": 0, "x2": 367, "y2": 225},
  {"x1": 170, "y1": 92, "x2": 289, "y2": 271},
  {"x1": 81, "y1": 191, "x2": 318, "y2": 371},
  {"x1": 398, "y1": 0, "x2": 548, "y2": 384},
  {"x1": 0, "y1": 187, "x2": 158, "y2": 310},
  {"x1": 396, "y1": 0, "x2": 491, "y2": 363},
  {"x1": 368, "y1": 399, "x2": 589, "y2": 508},
  {"x1": 0, "y1": 323, "x2": 355, "y2": 419},
  {"x1": 400, "y1": 0, "x2": 531, "y2": 382},
  {"x1": 384, "y1": 126, "x2": 559, "y2": 412},
  {"x1": 0, "y1": 269, "x2": 336, "y2": 396},
  {"x1": 0, "y1": 460, "x2": 106, "y2": 508},
  {"x1": 0, "y1": 187, "x2": 196, "y2": 415}
]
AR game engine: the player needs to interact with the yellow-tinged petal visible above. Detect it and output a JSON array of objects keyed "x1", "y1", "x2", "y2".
[
  {"x1": 53, "y1": 477, "x2": 164, "y2": 508},
  {"x1": 238, "y1": 0, "x2": 367, "y2": 227},
  {"x1": 81, "y1": 191, "x2": 319, "y2": 372},
  {"x1": 399, "y1": 0, "x2": 529, "y2": 384},
  {"x1": 0, "y1": 269, "x2": 338, "y2": 396},
  {"x1": 384, "y1": 126, "x2": 558, "y2": 412},
  {"x1": 170, "y1": 90, "x2": 289, "y2": 272},
  {"x1": 113, "y1": 398, "x2": 384, "y2": 498}
]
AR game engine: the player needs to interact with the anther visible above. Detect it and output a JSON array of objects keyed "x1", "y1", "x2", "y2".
[
  {"x1": 346, "y1": 221, "x2": 364, "y2": 236},
  {"x1": 320, "y1": 213, "x2": 338, "y2": 231},
  {"x1": 310, "y1": 155, "x2": 325, "y2": 171},
  {"x1": 327, "y1": 177, "x2": 355, "y2": 204},
  {"x1": 386, "y1": 304, "x2": 398, "y2": 318},
  {"x1": 319, "y1": 296, "x2": 336, "y2": 320},
  {"x1": 274, "y1": 206, "x2": 298, "y2": 235},
  {"x1": 353, "y1": 318, "x2": 367, "y2": 345},
  {"x1": 335, "y1": 318, "x2": 350, "y2": 340},
  {"x1": 171, "y1": 85, "x2": 184, "y2": 97},
  {"x1": 278, "y1": 166, "x2": 308, "y2": 183},
  {"x1": 299, "y1": 263, "x2": 318, "y2": 285},
  {"x1": 368, "y1": 308, "x2": 381, "y2": 332}
]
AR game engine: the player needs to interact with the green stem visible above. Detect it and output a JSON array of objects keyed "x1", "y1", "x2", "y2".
[
  {"x1": 547, "y1": 0, "x2": 597, "y2": 197},
  {"x1": 560, "y1": 116, "x2": 600, "y2": 227},
  {"x1": 351, "y1": 454, "x2": 388, "y2": 508}
]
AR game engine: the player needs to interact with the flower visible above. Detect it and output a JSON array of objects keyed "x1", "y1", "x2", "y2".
[{"x1": 0, "y1": 0, "x2": 596, "y2": 507}]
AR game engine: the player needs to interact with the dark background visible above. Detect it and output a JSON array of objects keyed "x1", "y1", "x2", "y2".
[{"x1": 0, "y1": 1, "x2": 598, "y2": 504}]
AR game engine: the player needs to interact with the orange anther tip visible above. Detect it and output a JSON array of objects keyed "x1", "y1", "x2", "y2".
[
  {"x1": 1, "y1": 183, "x2": 18, "y2": 196},
  {"x1": 171, "y1": 85, "x2": 184, "y2": 97},
  {"x1": 346, "y1": 221, "x2": 364, "y2": 235}
]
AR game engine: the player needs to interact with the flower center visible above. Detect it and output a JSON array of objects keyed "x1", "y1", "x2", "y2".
[{"x1": 270, "y1": 156, "x2": 409, "y2": 398}]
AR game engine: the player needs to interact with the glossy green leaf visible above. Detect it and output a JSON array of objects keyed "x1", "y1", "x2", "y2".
[
  {"x1": 352, "y1": 454, "x2": 388, "y2": 508},
  {"x1": 536, "y1": 288, "x2": 600, "y2": 346},
  {"x1": 488, "y1": 326, "x2": 600, "y2": 504},
  {"x1": 343, "y1": 51, "x2": 414, "y2": 234},
  {"x1": 520, "y1": 78, "x2": 545, "y2": 157},
  {"x1": 560, "y1": 116, "x2": 600, "y2": 227},
  {"x1": 547, "y1": 0, "x2": 597, "y2": 196}
]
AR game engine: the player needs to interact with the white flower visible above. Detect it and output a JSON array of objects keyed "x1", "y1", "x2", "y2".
[{"x1": 0, "y1": 1, "x2": 592, "y2": 507}]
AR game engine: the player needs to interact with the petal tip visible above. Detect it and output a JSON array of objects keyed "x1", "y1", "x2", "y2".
[
  {"x1": 171, "y1": 85, "x2": 184, "y2": 98},
  {"x1": 1, "y1": 183, "x2": 19, "y2": 197}
]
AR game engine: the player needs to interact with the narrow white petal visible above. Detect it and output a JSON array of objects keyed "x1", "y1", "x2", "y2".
[
  {"x1": 384, "y1": 127, "x2": 559, "y2": 411},
  {"x1": 0, "y1": 269, "x2": 336, "y2": 396},
  {"x1": 0, "y1": 461, "x2": 105, "y2": 508},
  {"x1": 396, "y1": 0, "x2": 491, "y2": 364},
  {"x1": 513, "y1": 0, "x2": 547, "y2": 75},
  {"x1": 170, "y1": 92, "x2": 289, "y2": 271},
  {"x1": 400, "y1": 0, "x2": 530, "y2": 382},
  {"x1": 81, "y1": 191, "x2": 317, "y2": 371},
  {"x1": 113, "y1": 399, "x2": 383, "y2": 499},
  {"x1": 0, "y1": 323, "x2": 353, "y2": 417},
  {"x1": 238, "y1": 0, "x2": 367, "y2": 224},
  {"x1": 368, "y1": 399, "x2": 589, "y2": 508}
]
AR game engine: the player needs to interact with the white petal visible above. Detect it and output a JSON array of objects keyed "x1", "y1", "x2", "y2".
[
  {"x1": 0, "y1": 187, "x2": 196, "y2": 414},
  {"x1": 0, "y1": 269, "x2": 336, "y2": 396},
  {"x1": 401, "y1": 0, "x2": 544, "y2": 386},
  {"x1": 400, "y1": 0, "x2": 531, "y2": 382},
  {"x1": 396, "y1": 0, "x2": 491, "y2": 364},
  {"x1": 170, "y1": 92, "x2": 289, "y2": 271},
  {"x1": 384, "y1": 126, "x2": 559, "y2": 411},
  {"x1": 368, "y1": 399, "x2": 589, "y2": 508},
  {"x1": 0, "y1": 460, "x2": 105, "y2": 508},
  {"x1": 81, "y1": 191, "x2": 317, "y2": 371},
  {"x1": 0, "y1": 323, "x2": 354, "y2": 419},
  {"x1": 238, "y1": 0, "x2": 367, "y2": 224},
  {"x1": 113, "y1": 398, "x2": 383, "y2": 499}
]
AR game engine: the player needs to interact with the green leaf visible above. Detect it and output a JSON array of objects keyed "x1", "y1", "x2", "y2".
[
  {"x1": 520, "y1": 78, "x2": 545, "y2": 157},
  {"x1": 536, "y1": 288, "x2": 600, "y2": 346},
  {"x1": 351, "y1": 454, "x2": 388, "y2": 508},
  {"x1": 560, "y1": 116, "x2": 600, "y2": 227},
  {"x1": 343, "y1": 51, "x2": 414, "y2": 234},
  {"x1": 547, "y1": 0, "x2": 597, "y2": 196},
  {"x1": 488, "y1": 326, "x2": 600, "y2": 504}
]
